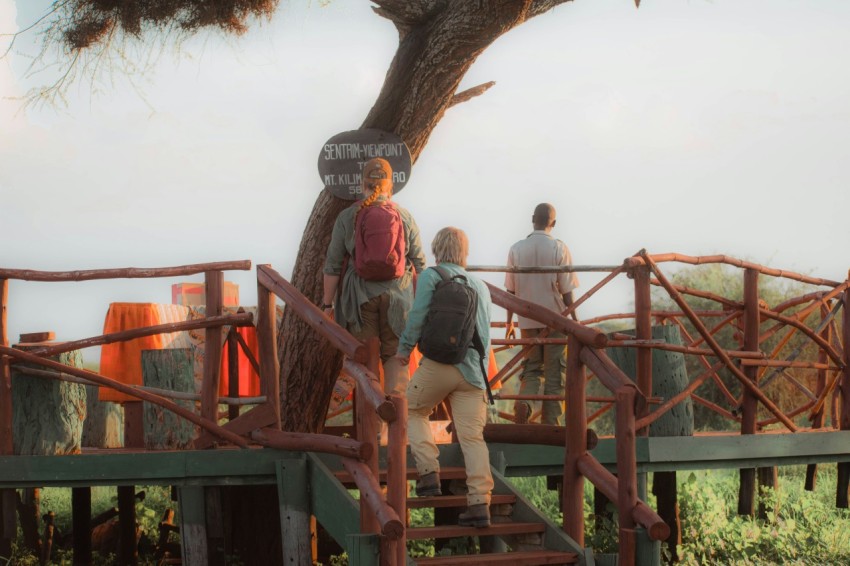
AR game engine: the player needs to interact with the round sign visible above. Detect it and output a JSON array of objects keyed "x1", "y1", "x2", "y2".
[{"x1": 317, "y1": 129, "x2": 412, "y2": 200}]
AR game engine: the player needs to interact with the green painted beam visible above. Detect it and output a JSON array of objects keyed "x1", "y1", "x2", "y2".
[
  {"x1": 2, "y1": 430, "x2": 850, "y2": 490},
  {"x1": 308, "y1": 453, "x2": 359, "y2": 549},
  {"x1": 0, "y1": 448, "x2": 294, "y2": 488}
]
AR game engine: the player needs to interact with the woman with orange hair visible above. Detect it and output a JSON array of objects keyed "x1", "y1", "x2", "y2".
[{"x1": 322, "y1": 157, "x2": 426, "y2": 394}]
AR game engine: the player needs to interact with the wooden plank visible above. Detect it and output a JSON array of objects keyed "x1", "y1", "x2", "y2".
[
  {"x1": 307, "y1": 453, "x2": 360, "y2": 550},
  {"x1": 19, "y1": 332, "x2": 54, "y2": 343},
  {"x1": 407, "y1": 494, "x2": 515, "y2": 509},
  {"x1": 347, "y1": 533, "x2": 380, "y2": 566},
  {"x1": 193, "y1": 402, "x2": 277, "y2": 449},
  {"x1": 414, "y1": 550, "x2": 578, "y2": 565},
  {"x1": 0, "y1": 447, "x2": 296, "y2": 488},
  {"x1": 407, "y1": 522, "x2": 545, "y2": 540},
  {"x1": 276, "y1": 457, "x2": 312, "y2": 565},
  {"x1": 489, "y1": 466, "x2": 585, "y2": 556}
]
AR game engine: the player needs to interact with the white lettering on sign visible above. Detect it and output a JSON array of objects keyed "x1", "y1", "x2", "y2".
[
  {"x1": 392, "y1": 172, "x2": 406, "y2": 183},
  {"x1": 323, "y1": 174, "x2": 335, "y2": 185},
  {"x1": 323, "y1": 142, "x2": 405, "y2": 161}
]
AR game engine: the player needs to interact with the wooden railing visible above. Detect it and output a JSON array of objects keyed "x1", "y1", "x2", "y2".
[
  {"x1": 471, "y1": 249, "x2": 849, "y2": 565},
  {"x1": 256, "y1": 264, "x2": 407, "y2": 565},
  {"x1": 0, "y1": 260, "x2": 404, "y2": 564}
]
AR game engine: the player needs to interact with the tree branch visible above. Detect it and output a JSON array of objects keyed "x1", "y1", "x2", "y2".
[
  {"x1": 448, "y1": 81, "x2": 496, "y2": 108},
  {"x1": 371, "y1": 0, "x2": 445, "y2": 25},
  {"x1": 527, "y1": 0, "x2": 575, "y2": 20}
]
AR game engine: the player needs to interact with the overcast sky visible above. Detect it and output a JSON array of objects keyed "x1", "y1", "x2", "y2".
[{"x1": 2, "y1": 0, "x2": 849, "y2": 362}]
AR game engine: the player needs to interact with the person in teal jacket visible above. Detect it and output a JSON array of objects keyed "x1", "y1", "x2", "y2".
[{"x1": 394, "y1": 226, "x2": 494, "y2": 528}]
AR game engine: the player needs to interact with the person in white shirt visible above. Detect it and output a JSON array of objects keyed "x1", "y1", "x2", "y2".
[{"x1": 505, "y1": 203, "x2": 579, "y2": 425}]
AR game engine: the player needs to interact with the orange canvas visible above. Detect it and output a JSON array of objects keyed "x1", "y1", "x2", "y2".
[{"x1": 99, "y1": 303, "x2": 166, "y2": 403}]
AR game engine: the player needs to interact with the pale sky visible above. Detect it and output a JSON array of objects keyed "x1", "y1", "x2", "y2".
[{"x1": 2, "y1": 0, "x2": 849, "y2": 362}]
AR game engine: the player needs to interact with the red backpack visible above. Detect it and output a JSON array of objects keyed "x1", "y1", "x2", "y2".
[{"x1": 354, "y1": 202, "x2": 406, "y2": 281}]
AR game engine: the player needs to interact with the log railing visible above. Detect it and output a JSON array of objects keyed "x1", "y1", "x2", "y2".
[
  {"x1": 474, "y1": 250, "x2": 848, "y2": 564},
  {"x1": 255, "y1": 264, "x2": 406, "y2": 559}
]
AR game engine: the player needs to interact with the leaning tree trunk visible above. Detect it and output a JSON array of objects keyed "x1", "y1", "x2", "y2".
[{"x1": 278, "y1": 0, "x2": 571, "y2": 433}]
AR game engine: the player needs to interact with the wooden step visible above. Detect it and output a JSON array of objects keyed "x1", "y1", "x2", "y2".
[
  {"x1": 414, "y1": 550, "x2": 579, "y2": 565},
  {"x1": 334, "y1": 466, "x2": 468, "y2": 485},
  {"x1": 408, "y1": 522, "x2": 546, "y2": 540},
  {"x1": 407, "y1": 494, "x2": 516, "y2": 509}
]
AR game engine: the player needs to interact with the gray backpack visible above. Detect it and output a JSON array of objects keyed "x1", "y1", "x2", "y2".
[{"x1": 418, "y1": 266, "x2": 494, "y2": 404}]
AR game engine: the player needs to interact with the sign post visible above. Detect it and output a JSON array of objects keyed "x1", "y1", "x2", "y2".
[{"x1": 318, "y1": 129, "x2": 412, "y2": 200}]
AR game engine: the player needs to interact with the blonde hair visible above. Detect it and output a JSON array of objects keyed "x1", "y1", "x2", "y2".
[{"x1": 431, "y1": 227, "x2": 469, "y2": 267}]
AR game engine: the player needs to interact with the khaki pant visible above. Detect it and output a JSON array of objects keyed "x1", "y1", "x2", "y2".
[
  {"x1": 407, "y1": 358, "x2": 493, "y2": 506},
  {"x1": 518, "y1": 328, "x2": 566, "y2": 425},
  {"x1": 349, "y1": 293, "x2": 408, "y2": 395}
]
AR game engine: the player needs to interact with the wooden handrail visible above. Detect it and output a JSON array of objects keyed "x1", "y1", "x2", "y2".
[
  {"x1": 576, "y1": 453, "x2": 669, "y2": 541},
  {"x1": 0, "y1": 345, "x2": 250, "y2": 448},
  {"x1": 341, "y1": 361, "x2": 396, "y2": 422},
  {"x1": 341, "y1": 458, "x2": 404, "y2": 540},
  {"x1": 250, "y1": 428, "x2": 371, "y2": 461},
  {"x1": 0, "y1": 260, "x2": 252, "y2": 282},
  {"x1": 579, "y1": 348, "x2": 646, "y2": 413},
  {"x1": 256, "y1": 264, "x2": 367, "y2": 364},
  {"x1": 624, "y1": 253, "x2": 841, "y2": 288},
  {"x1": 467, "y1": 264, "x2": 622, "y2": 273},
  {"x1": 486, "y1": 283, "x2": 607, "y2": 348},
  {"x1": 22, "y1": 313, "x2": 254, "y2": 357}
]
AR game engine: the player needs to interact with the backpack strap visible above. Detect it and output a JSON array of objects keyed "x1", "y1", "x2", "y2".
[{"x1": 472, "y1": 329, "x2": 495, "y2": 405}]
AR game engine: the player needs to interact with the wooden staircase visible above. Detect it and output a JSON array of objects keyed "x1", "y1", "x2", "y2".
[{"x1": 336, "y1": 463, "x2": 583, "y2": 565}]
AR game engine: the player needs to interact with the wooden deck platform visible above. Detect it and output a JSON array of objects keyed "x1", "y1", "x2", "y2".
[{"x1": 3, "y1": 429, "x2": 850, "y2": 489}]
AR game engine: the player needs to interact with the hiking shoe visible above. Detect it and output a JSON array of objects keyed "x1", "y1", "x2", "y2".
[
  {"x1": 458, "y1": 504, "x2": 490, "y2": 528},
  {"x1": 514, "y1": 402, "x2": 530, "y2": 424},
  {"x1": 415, "y1": 472, "x2": 442, "y2": 497}
]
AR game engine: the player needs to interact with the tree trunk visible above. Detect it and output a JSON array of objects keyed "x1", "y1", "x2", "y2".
[{"x1": 279, "y1": 0, "x2": 560, "y2": 433}]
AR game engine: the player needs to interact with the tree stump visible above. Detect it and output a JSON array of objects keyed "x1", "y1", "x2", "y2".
[
  {"x1": 142, "y1": 348, "x2": 196, "y2": 450},
  {"x1": 607, "y1": 325, "x2": 693, "y2": 561},
  {"x1": 11, "y1": 345, "x2": 86, "y2": 456},
  {"x1": 82, "y1": 383, "x2": 124, "y2": 449}
]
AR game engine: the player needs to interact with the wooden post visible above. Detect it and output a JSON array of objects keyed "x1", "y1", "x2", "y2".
[
  {"x1": 357, "y1": 338, "x2": 381, "y2": 536},
  {"x1": 72, "y1": 486, "x2": 92, "y2": 565},
  {"x1": 807, "y1": 304, "x2": 831, "y2": 491},
  {"x1": 179, "y1": 486, "x2": 209, "y2": 566},
  {"x1": 563, "y1": 334, "x2": 586, "y2": 545},
  {"x1": 256, "y1": 266, "x2": 281, "y2": 429},
  {"x1": 838, "y1": 287, "x2": 850, "y2": 508},
  {"x1": 738, "y1": 268, "x2": 759, "y2": 516},
  {"x1": 201, "y1": 270, "x2": 224, "y2": 424},
  {"x1": 205, "y1": 487, "x2": 226, "y2": 566},
  {"x1": 386, "y1": 394, "x2": 407, "y2": 566},
  {"x1": 0, "y1": 279, "x2": 13, "y2": 560},
  {"x1": 276, "y1": 457, "x2": 312, "y2": 565},
  {"x1": 633, "y1": 265, "x2": 651, "y2": 500},
  {"x1": 117, "y1": 401, "x2": 143, "y2": 566},
  {"x1": 616, "y1": 387, "x2": 638, "y2": 566},
  {"x1": 227, "y1": 329, "x2": 240, "y2": 421}
]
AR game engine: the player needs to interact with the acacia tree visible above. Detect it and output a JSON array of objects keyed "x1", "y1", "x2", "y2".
[{"x1": 25, "y1": 0, "x2": 613, "y2": 435}]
